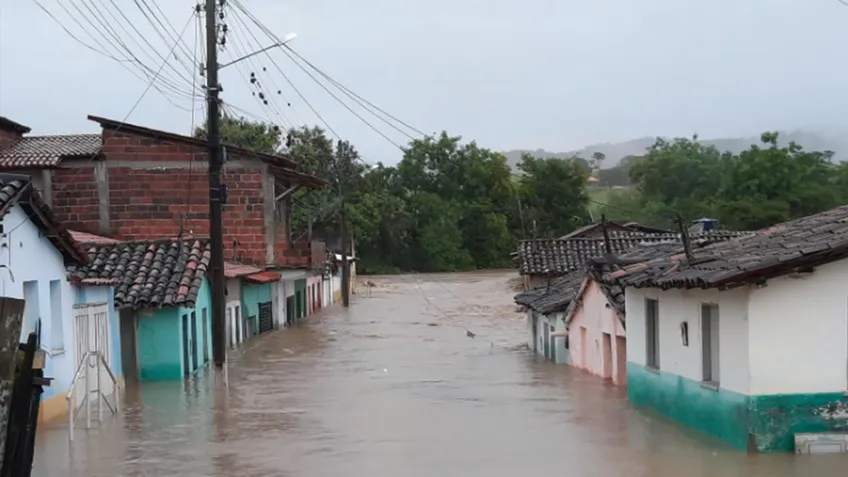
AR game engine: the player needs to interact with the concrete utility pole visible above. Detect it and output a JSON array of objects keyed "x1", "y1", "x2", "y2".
[
  {"x1": 205, "y1": 0, "x2": 227, "y2": 388},
  {"x1": 339, "y1": 155, "x2": 351, "y2": 308}
]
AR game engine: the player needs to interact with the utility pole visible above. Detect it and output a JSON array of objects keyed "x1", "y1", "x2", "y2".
[
  {"x1": 338, "y1": 143, "x2": 350, "y2": 308},
  {"x1": 205, "y1": 0, "x2": 227, "y2": 388}
]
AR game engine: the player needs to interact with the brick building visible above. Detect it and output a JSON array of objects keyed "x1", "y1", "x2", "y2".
[{"x1": 0, "y1": 114, "x2": 327, "y2": 269}]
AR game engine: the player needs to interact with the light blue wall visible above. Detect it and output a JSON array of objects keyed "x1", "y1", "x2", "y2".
[{"x1": 0, "y1": 205, "x2": 79, "y2": 401}]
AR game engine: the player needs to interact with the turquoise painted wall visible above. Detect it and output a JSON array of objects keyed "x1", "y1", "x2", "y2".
[
  {"x1": 177, "y1": 278, "x2": 212, "y2": 375},
  {"x1": 627, "y1": 362, "x2": 848, "y2": 453},
  {"x1": 242, "y1": 282, "x2": 272, "y2": 334},
  {"x1": 137, "y1": 279, "x2": 211, "y2": 381},
  {"x1": 749, "y1": 393, "x2": 848, "y2": 452},
  {"x1": 137, "y1": 307, "x2": 181, "y2": 381}
]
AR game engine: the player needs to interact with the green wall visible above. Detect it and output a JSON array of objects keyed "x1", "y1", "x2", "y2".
[
  {"x1": 242, "y1": 282, "x2": 272, "y2": 334},
  {"x1": 627, "y1": 362, "x2": 848, "y2": 452},
  {"x1": 137, "y1": 307, "x2": 181, "y2": 381},
  {"x1": 136, "y1": 279, "x2": 212, "y2": 381}
]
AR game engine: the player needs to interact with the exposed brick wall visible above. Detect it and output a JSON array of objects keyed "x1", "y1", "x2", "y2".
[
  {"x1": 0, "y1": 129, "x2": 21, "y2": 150},
  {"x1": 51, "y1": 166, "x2": 101, "y2": 233},
  {"x1": 48, "y1": 127, "x2": 322, "y2": 268}
]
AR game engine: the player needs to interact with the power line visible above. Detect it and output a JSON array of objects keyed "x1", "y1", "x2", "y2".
[
  {"x1": 227, "y1": 1, "x2": 407, "y2": 151},
  {"x1": 284, "y1": 46, "x2": 429, "y2": 140},
  {"x1": 229, "y1": 0, "x2": 427, "y2": 142},
  {"x1": 400, "y1": 272, "x2": 513, "y2": 351},
  {"x1": 223, "y1": 13, "x2": 293, "y2": 130},
  {"x1": 32, "y1": 0, "x2": 197, "y2": 109},
  {"x1": 47, "y1": 11, "x2": 198, "y2": 197},
  {"x1": 223, "y1": 4, "x2": 303, "y2": 128}
]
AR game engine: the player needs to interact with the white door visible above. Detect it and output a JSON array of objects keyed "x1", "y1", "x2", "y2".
[{"x1": 72, "y1": 302, "x2": 112, "y2": 412}]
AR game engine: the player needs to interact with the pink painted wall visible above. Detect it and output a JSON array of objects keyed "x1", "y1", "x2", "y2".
[
  {"x1": 567, "y1": 280, "x2": 627, "y2": 386},
  {"x1": 307, "y1": 275, "x2": 322, "y2": 315}
]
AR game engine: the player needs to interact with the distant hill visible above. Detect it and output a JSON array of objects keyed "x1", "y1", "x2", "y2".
[{"x1": 503, "y1": 130, "x2": 848, "y2": 169}]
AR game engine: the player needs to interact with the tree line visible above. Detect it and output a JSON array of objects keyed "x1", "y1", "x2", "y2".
[{"x1": 198, "y1": 117, "x2": 848, "y2": 273}]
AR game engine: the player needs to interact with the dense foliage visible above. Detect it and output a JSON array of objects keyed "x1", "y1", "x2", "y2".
[{"x1": 199, "y1": 118, "x2": 848, "y2": 273}]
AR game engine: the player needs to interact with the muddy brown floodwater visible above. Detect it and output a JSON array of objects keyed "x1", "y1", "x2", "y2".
[{"x1": 31, "y1": 271, "x2": 848, "y2": 476}]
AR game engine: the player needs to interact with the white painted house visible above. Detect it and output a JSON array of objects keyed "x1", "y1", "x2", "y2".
[
  {"x1": 0, "y1": 177, "x2": 119, "y2": 427},
  {"x1": 610, "y1": 206, "x2": 848, "y2": 453}
]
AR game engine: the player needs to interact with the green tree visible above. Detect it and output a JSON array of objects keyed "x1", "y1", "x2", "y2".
[
  {"x1": 194, "y1": 114, "x2": 282, "y2": 154},
  {"x1": 517, "y1": 154, "x2": 590, "y2": 238}
]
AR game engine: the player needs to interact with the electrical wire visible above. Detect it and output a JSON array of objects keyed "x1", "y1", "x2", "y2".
[
  {"x1": 228, "y1": 1, "x2": 408, "y2": 151},
  {"x1": 223, "y1": 5, "x2": 298, "y2": 129},
  {"x1": 48, "y1": 11, "x2": 198, "y2": 197},
  {"x1": 70, "y1": 0, "x2": 199, "y2": 98},
  {"x1": 223, "y1": 14, "x2": 293, "y2": 130},
  {"x1": 399, "y1": 272, "x2": 514, "y2": 351},
  {"x1": 33, "y1": 0, "x2": 200, "y2": 109},
  {"x1": 230, "y1": 0, "x2": 427, "y2": 143}
]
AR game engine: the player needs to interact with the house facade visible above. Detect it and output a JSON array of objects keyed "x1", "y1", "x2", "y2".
[
  {"x1": 68, "y1": 237, "x2": 213, "y2": 381},
  {"x1": 564, "y1": 278, "x2": 626, "y2": 385},
  {"x1": 0, "y1": 115, "x2": 328, "y2": 272},
  {"x1": 610, "y1": 206, "x2": 848, "y2": 452},
  {"x1": 0, "y1": 176, "x2": 125, "y2": 427}
]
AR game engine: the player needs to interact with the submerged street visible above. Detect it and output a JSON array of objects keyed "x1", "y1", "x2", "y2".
[{"x1": 32, "y1": 271, "x2": 848, "y2": 476}]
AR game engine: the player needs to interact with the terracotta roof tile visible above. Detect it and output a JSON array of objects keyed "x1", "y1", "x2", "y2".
[
  {"x1": 516, "y1": 230, "x2": 749, "y2": 277},
  {"x1": 0, "y1": 134, "x2": 102, "y2": 169},
  {"x1": 224, "y1": 262, "x2": 263, "y2": 278},
  {"x1": 69, "y1": 230, "x2": 120, "y2": 245},
  {"x1": 601, "y1": 205, "x2": 848, "y2": 290},
  {"x1": 67, "y1": 238, "x2": 211, "y2": 309}
]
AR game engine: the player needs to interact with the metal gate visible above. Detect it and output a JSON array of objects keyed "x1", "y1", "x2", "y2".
[{"x1": 258, "y1": 302, "x2": 273, "y2": 334}]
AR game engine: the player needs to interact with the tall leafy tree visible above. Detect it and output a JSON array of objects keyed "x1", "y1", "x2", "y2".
[{"x1": 517, "y1": 154, "x2": 590, "y2": 238}]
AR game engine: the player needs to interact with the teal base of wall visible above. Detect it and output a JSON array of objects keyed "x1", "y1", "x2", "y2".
[
  {"x1": 140, "y1": 363, "x2": 182, "y2": 381},
  {"x1": 626, "y1": 362, "x2": 848, "y2": 453}
]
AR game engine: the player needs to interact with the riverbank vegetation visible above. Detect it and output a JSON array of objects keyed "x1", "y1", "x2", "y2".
[{"x1": 207, "y1": 117, "x2": 848, "y2": 273}]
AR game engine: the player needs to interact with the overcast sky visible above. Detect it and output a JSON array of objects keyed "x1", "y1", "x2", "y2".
[{"x1": 1, "y1": 0, "x2": 848, "y2": 164}]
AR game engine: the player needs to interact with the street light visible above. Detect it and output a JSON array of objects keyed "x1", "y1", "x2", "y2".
[{"x1": 219, "y1": 32, "x2": 298, "y2": 69}]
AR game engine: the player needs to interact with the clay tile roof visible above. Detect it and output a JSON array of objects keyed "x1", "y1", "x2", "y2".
[
  {"x1": 516, "y1": 230, "x2": 749, "y2": 277},
  {"x1": 0, "y1": 176, "x2": 87, "y2": 263},
  {"x1": 514, "y1": 271, "x2": 585, "y2": 315},
  {"x1": 224, "y1": 262, "x2": 263, "y2": 278},
  {"x1": 0, "y1": 134, "x2": 102, "y2": 169},
  {"x1": 69, "y1": 230, "x2": 120, "y2": 245},
  {"x1": 67, "y1": 238, "x2": 211, "y2": 309},
  {"x1": 601, "y1": 204, "x2": 848, "y2": 290},
  {"x1": 244, "y1": 271, "x2": 281, "y2": 284}
]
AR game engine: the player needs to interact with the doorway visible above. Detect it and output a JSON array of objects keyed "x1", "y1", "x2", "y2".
[
  {"x1": 543, "y1": 322, "x2": 550, "y2": 358},
  {"x1": 601, "y1": 332, "x2": 613, "y2": 379},
  {"x1": 119, "y1": 308, "x2": 139, "y2": 383},
  {"x1": 181, "y1": 313, "x2": 190, "y2": 377},
  {"x1": 190, "y1": 311, "x2": 198, "y2": 373},
  {"x1": 615, "y1": 335, "x2": 627, "y2": 385}
]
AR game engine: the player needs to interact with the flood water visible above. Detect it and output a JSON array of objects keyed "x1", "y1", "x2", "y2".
[{"x1": 32, "y1": 271, "x2": 848, "y2": 476}]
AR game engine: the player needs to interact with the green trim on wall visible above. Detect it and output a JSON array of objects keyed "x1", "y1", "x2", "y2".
[
  {"x1": 627, "y1": 362, "x2": 750, "y2": 450},
  {"x1": 627, "y1": 362, "x2": 848, "y2": 453},
  {"x1": 750, "y1": 393, "x2": 848, "y2": 452}
]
